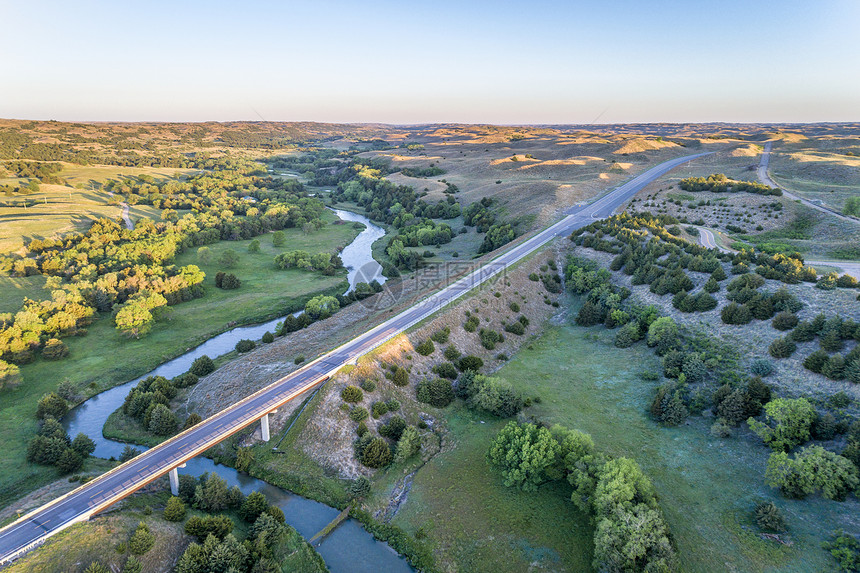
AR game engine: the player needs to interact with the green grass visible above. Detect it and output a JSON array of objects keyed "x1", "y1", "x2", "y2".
[
  {"x1": 392, "y1": 405, "x2": 594, "y2": 572},
  {"x1": 488, "y1": 321, "x2": 853, "y2": 572},
  {"x1": 0, "y1": 216, "x2": 359, "y2": 509},
  {"x1": 0, "y1": 274, "x2": 46, "y2": 314}
]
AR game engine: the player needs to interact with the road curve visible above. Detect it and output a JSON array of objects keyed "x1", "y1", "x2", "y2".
[
  {"x1": 694, "y1": 225, "x2": 860, "y2": 279},
  {"x1": 0, "y1": 151, "x2": 710, "y2": 564},
  {"x1": 758, "y1": 141, "x2": 857, "y2": 224}
]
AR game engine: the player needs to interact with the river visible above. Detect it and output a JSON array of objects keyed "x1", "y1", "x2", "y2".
[{"x1": 63, "y1": 211, "x2": 412, "y2": 573}]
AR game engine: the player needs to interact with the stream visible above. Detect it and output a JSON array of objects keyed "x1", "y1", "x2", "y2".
[{"x1": 63, "y1": 211, "x2": 412, "y2": 573}]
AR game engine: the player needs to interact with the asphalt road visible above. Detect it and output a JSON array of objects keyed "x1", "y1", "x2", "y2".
[
  {"x1": 0, "y1": 151, "x2": 710, "y2": 564},
  {"x1": 696, "y1": 225, "x2": 860, "y2": 280}
]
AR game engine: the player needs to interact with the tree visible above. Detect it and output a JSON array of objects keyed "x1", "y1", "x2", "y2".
[
  {"x1": 235, "y1": 339, "x2": 255, "y2": 353},
  {"x1": 416, "y1": 379, "x2": 454, "y2": 408},
  {"x1": 120, "y1": 445, "x2": 140, "y2": 462},
  {"x1": 765, "y1": 446, "x2": 859, "y2": 500},
  {"x1": 768, "y1": 337, "x2": 796, "y2": 359},
  {"x1": 148, "y1": 403, "x2": 178, "y2": 436},
  {"x1": 36, "y1": 392, "x2": 68, "y2": 419},
  {"x1": 217, "y1": 249, "x2": 239, "y2": 268},
  {"x1": 360, "y1": 437, "x2": 392, "y2": 468},
  {"x1": 122, "y1": 556, "x2": 142, "y2": 573},
  {"x1": 487, "y1": 422, "x2": 560, "y2": 492},
  {"x1": 189, "y1": 355, "x2": 215, "y2": 376},
  {"x1": 219, "y1": 273, "x2": 241, "y2": 289},
  {"x1": 341, "y1": 385, "x2": 363, "y2": 403},
  {"x1": 128, "y1": 521, "x2": 155, "y2": 555},
  {"x1": 772, "y1": 312, "x2": 799, "y2": 331},
  {"x1": 457, "y1": 355, "x2": 484, "y2": 372},
  {"x1": 646, "y1": 317, "x2": 679, "y2": 355},
  {"x1": 195, "y1": 473, "x2": 231, "y2": 512},
  {"x1": 748, "y1": 398, "x2": 816, "y2": 451},
  {"x1": 0, "y1": 360, "x2": 21, "y2": 389},
  {"x1": 164, "y1": 496, "x2": 187, "y2": 522},
  {"x1": 71, "y1": 433, "x2": 95, "y2": 456},
  {"x1": 304, "y1": 295, "x2": 339, "y2": 320},
  {"x1": 469, "y1": 376, "x2": 523, "y2": 417},
  {"x1": 754, "y1": 501, "x2": 786, "y2": 532},
  {"x1": 395, "y1": 426, "x2": 421, "y2": 463},
  {"x1": 248, "y1": 239, "x2": 261, "y2": 253},
  {"x1": 415, "y1": 339, "x2": 434, "y2": 356},
  {"x1": 272, "y1": 230, "x2": 286, "y2": 246},
  {"x1": 392, "y1": 366, "x2": 409, "y2": 386},
  {"x1": 239, "y1": 491, "x2": 269, "y2": 523},
  {"x1": 84, "y1": 563, "x2": 110, "y2": 573},
  {"x1": 56, "y1": 448, "x2": 84, "y2": 473}
]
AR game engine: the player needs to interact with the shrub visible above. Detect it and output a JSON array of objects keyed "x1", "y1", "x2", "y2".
[
  {"x1": 415, "y1": 340, "x2": 434, "y2": 356},
  {"x1": 349, "y1": 406, "x2": 369, "y2": 422},
  {"x1": 509, "y1": 302, "x2": 520, "y2": 312},
  {"x1": 248, "y1": 239, "x2": 260, "y2": 253},
  {"x1": 803, "y1": 350, "x2": 829, "y2": 373},
  {"x1": 754, "y1": 501, "x2": 786, "y2": 532},
  {"x1": 750, "y1": 359, "x2": 774, "y2": 377},
  {"x1": 341, "y1": 385, "x2": 363, "y2": 403},
  {"x1": 504, "y1": 321, "x2": 525, "y2": 335},
  {"x1": 239, "y1": 491, "x2": 269, "y2": 523},
  {"x1": 172, "y1": 373, "x2": 199, "y2": 388},
  {"x1": 42, "y1": 338, "x2": 69, "y2": 360},
  {"x1": 128, "y1": 522, "x2": 155, "y2": 555},
  {"x1": 379, "y1": 416, "x2": 407, "y2": 441},
  {"x1": 163, "y1": 496, "x2": 187, "y2": 522},
  {"x1": 432, "y1": 362, "x2": 458, "y2": 379},
  {"x1": 458, "y1": 355, "x2": 484, "y2": 372},
  {"x1": 823, "y1": 531, "x2": 860, "y2": 572},
  {"x1": 386, "y1": 399, "x2": 400, "y2": 411},
  {"x1": 478, "y1": 329, "x2": 504, "y2": 350},
  {"x1": 235, "y1": 339, "x2": 255, "y2": 353},
  {"x1": 468, "y1": 376, "x2": 523, "y2": 417},
  {"x1": 443, "y1": 345, "x2": 461, "y2": 361},
  {"x1": 765, "y1": 445, "x2": 859, "y2": 499},
  {"x1": 36, "y1": 392, "x2": 68, "y2": 420},
  {"x1": 647, "y1": 317, "x2": 679, "y2": 355},
  {"x1": 359, "y1": 379, "x2": 376, "y2": 392},
  {"x1": 721, "y1": 302, "x2": 753, "y2": 325},
  {"x1": 417, "y1": 379, "x2": 455, "y2": 408},
  {"x1": 219, "y1": 273, "x2": 241, "y2": 289},
  {"x1": 748, "y1": 397, "x2": 815, "y2": 451},
  {"x1": 463, "y1": 316, "x2": 479, "y2": 332},
  {"x1": 261, "y1": 331, "x2": 274, "y2": 343},
  {"x1": 789, "y1": 320, "x2": 817, "y2": 342},
  {"x1": 772, "y1": 312, "x2": 799, "y2": 331},
  {"x1": 392, "y1": 367, "x2": 409, "y2": 386},
  {"x1": 395, "y1": 426, "x2": 421, "y2": 463},
  {"x1": 769, "y1": 337, "x2": 797, "y2": 359},
  {"x1": 430, "y1": 328, "x2": 450, "y2": 344},
  {"x1": 294, "y1": 355, "x2": 305, "y2": 365},
  {"x1": 614, "y1": 321, "x2": 641, "y2": 348},
  {"x1": 189, "y1": 355, "x2": 215, "y2": 376},
  {"x1": 371, "y1": 401, "x2": 388, "y2": 419},
  {"x1": 360, "y1": 438, "x2": 392, "y2": 468}
]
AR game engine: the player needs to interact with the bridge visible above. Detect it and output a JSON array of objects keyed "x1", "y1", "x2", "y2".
[{"x1": 0, "y1": 152, "x2": 709, "y2": 564}]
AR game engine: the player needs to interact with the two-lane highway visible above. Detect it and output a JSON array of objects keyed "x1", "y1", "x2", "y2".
[{"x1": 0, "y1": 151, "x2": 709, "y2": 564}]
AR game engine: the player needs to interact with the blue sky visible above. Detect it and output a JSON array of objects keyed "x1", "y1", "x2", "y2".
[{"x1": 1, "y1": 0, "x2": 858, "y2": 123}]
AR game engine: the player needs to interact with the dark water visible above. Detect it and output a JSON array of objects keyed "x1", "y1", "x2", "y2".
[{"x1": 63, "y1": 211, "x2": 411, "y2": 573}]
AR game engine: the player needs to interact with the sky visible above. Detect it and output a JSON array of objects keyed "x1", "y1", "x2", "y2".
[{"x1": 1, "y1": 0, "x2": 859, "y2": 124}]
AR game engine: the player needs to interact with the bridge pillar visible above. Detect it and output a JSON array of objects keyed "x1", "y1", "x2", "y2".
[
  {"x1": 260, "y1": 410, "x2": 278, "y2": 442},
  {"x1": 168, "y1": 463, "x2": 187, "y2": 496}
]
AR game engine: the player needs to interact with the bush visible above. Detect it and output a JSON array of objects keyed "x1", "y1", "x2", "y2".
[
  {"x1": 754, "y1": 501, "x2": 786, "y2": 532},
  {"x1": 721, "y1": 302, "x2": 753, "y2": 325},
  {"x1": 504, "y1": 321, "x2": 525, "y2": 335},
  {"x1": 750, "y1": 359, "x2": 774, "y2": 377},
  {"x1": 218, "y1": 273, "x2": 241, "y2": 289},
  {"x1": 341, "y1": 385, "x2": 363, "y2": 403},
  {"x1": 769, "y1": 337, "x2": 797, "y2": 359},
  {"x1": 765, "y1": 445, "x2": 859, "y2": 499},
  {"x1": 371, "y1": 401, "x2": 388, "y2": 419},
  {"x1": 392, "y1": 367, "x2": 409, "y2": 386},
  {"x1": 349, "y1": 406, "x2": 369, "y2": 422},
  {"x1": 432, "y1": 362, "x2": 458, "y2": 379},
  {"x1": 128, "y1": 522, "x2": 155, "y2": 555},
  {"x1": 239, "y1": 491, "x2": 269, "y2": 523},
  {"x1": 458, "y1": 355, "x2": 484, "y2": 372},
  {"x1": 463, "y1": 316, "x2": 479, "y2": 332},
  {"x1": 748, "y1": 397, "x2": 815, "y2": 451},
  {"x1": 468, "y1": 376, "x2": 523, "y2": 417},
  {"x1": 443, "y1": 345, "x2": 461, "y2": 361},
  {"x1": 823, "y1": 531, "x2": 860, "y2": 572},
  {"x1": 379, "y1": 416, "x2": 407, "y2": 441},
  {"x1": 614, "y1": 321, "x2": 641, "y2": 348},
  {"x1": 36, "y1": 392, "x2": 68, "y2": 420},
  {"x1": 646, "y1": 317, "x2": 679, "y2": 355},
  {"x1": 359, "y1": 379, "x2": 376, "y2": 392},
  {"x1": 42, "y1": 338, "x2": 69, "y2": 360},
  {"x1": 163, "y1": 496, "x2": 187, "y2": 522},
  {"x1": 772, "y1": 312, "x2": 799, "y2": 331},
  {"x1": 235, "y1": 339, "x2": 255, "y2": 353},
  {"x1": 395, "y1": 426, "x2": 421, "y2": 463},
  {"x1": 509, "y1": 302, "x2": 520, "y2": 312},
  {"x1": 430, "y1": 328, "x2": 450, "y2": 344},
  {"x1": 360, "y1": 438, "x2": 392, "y2": 468},
  {"x1": 415, "y1": 340, "x2": 434, "y2": 356},
  {"x1": 386, "y1": 399, "x2": 400, "y2": 411},
  {"x1": 189, "y1": 355, "x2": 215, "y2": 376},
  {"x1": 417, "y1": 379, "x2": 455, "y2": 408},
  {"x1": 261, "y1": 331, "x2": 274, "y2": 343},
  {"x1": 804, "y1": 350, "x2": 829, "y2": 373}
]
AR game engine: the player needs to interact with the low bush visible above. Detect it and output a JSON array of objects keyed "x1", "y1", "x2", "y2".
[
  {"x1": 235, "y1": 339, "x2": 255, "y2": 353},
  {"x1": 769, "y1": 337, "x2": 797, "y2": 359},
  {"x1": 341, "y1": 385, "x2": 363, "y2": 403},
  {"x1": 415, "y1": 340, "x2": 434, "y2": 356},
  {"x1": 416, "y1": 379, "x2": 455, "y2": 408}
]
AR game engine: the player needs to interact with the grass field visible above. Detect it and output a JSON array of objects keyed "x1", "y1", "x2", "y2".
[
  {"x1": 392, "y1": 405, "x2": 595, "y2": 572},
  {"x1": 0, "y1": 274, "x2": 46, "y2": 314},
  {"x1": 481, "y1": 319, "x2": 857, "y2": 572},
  {"x1": 768, "y1": 145, "x2": 860, "y2": 214},
  {"x1": 0, "y1": 216, "x2": 359, "y2": 509}
]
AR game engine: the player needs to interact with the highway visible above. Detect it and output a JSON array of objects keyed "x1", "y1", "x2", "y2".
[{"x1": 0, "y1": 151, "x2": 710, "y2": 564}]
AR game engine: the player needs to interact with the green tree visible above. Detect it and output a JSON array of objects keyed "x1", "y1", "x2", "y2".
[
  {"x1": 148, "y1": 403, "x2": 178, "y2": 436},
  {"x1": 487, "y1": 422, "x2": 560, "y2": 492},
  {"x1": 392, "y1": 366, "x2": 409, "y2": 386},
  {"x1": 248, "y1": 239, "x2": 261, "y2": 253},
  {"x1": 341, "y1": 385, "x2": 363, "y2": 403},
  {"x1": 394, "y1": 426, "x2": 421, "y2": 463},
  {"x1": 71, "y1": 433, "x2": 96, "y2": 456},
  {"x1": 360, "y1": 437, "x2": 392, "y2": 468},
  {"x1": 765, "y1": 446, "x2": 859, "y2": 500},
  {"x1": 304, "y1": 295, "x2": 340, "y2": 319},
  {"x1": 122, "y1": 556, "x2": 142, "y2": 573},
  {"x1": 272, "y1": 230, "x2": 286, "y2": 246},
  {"x1": 239, "y1": 491, "x2": 269, "y2": 523},
  {"x1": 83, "y1": 563, "x2": 110, "y2": 573},
  {"x1": 748, "y1": 398, "x2": 816, "y2": 451},
  {"x1": 36, "y1": 392, "x2": 68, "y2": 419},
  {"x1": 218, "y1": 249, "x2": 239, "y2": 268},
  {"x1": 164, "y1": 496, "x2": 187, "y2": 522},
  {"x1": 56, "y1": 448, "x2": 84, "y2": 473},
  {"x1": 128, "y1": 521, "x2": 155, "y2": 555},
  {"x1": 189, "y1": 355, "x2": 215, "y2": 376},
  {"x1": 646, "y1": 317, "x2": 679, "y2": 355}
]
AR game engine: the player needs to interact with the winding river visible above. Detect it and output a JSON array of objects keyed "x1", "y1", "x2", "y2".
[{"x1": 63, "y1": 211, "x2": 412, "y2": 573}]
